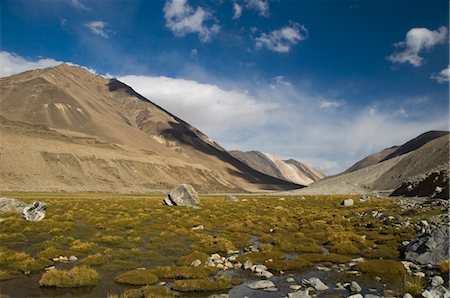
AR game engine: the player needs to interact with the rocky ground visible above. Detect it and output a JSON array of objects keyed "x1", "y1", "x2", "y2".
[{"x1": 0, "y1": 192, "x2": 448, "y2": 298}]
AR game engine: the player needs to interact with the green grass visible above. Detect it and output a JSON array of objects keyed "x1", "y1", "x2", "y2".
[
  {"x1": 114, "y1": 269, "x2": 158, "y2": 285},
  {"x1": 39, "y1": 266, "x2": 101, "y2": 287},
  {"x1": 172, "y1": 278, "x2": 239, "y2": 292}
]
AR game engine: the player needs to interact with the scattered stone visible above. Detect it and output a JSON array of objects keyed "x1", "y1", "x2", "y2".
[
  {"x1": 279, "y1": 197, "x2": 286, "y2": 201},
  {"x1": 163, "y1": 184, "x2": 200, "y2": 207},
  {"x1": 341, "y1": 199, "x2": 354, "y2": 206},
  {"x1": 247, "y1": 280, "x2": 276, "y2": 290},
  {"x1": 211, "y1": 254, "x2": 221, "y2": 261},
  {"x1": 431, "y1": 276, "x2": 444, "y2": 287},
  {"x1": 208, "y1": 294, "x2": 229, "y2": 298},
  {"x1": 404, "y1": 225, "x2": 449, "y2": 265},
  {"x1": 403, "y1": 294, "x2": 413, "y2": 298},
  {"x1": 243, "y1": 260, "x2": 253, "y2": 270},
  {"x1": 158, "y1": 281, "x2": 166, "y2": 286},
  {"x1": 22, "y1": 201, "x2": 47, "y2": 221},
  {"x1": 191, "y1": 225, "x2": 204, "y2": 230},
  {"x1": 0, "y1": 197, "x2": 27, "y2": 213},
  {"x1": 334, "y1": 283, "x2": 346, "y2": 291},
  {"x1": 224, "y1": 194, "x2": 239, "y2": 202},
  {"x1": 302, "y1": 277, "x2": 329, "y2": 291},
  {"x1": 364, "y1": 295, "x2": 381, "y2": 298},
  {"x1": 256, "y1": 270, "x2": 273, "y2": 279},
  {"x1": 263, "y1": 287, "x2": 278, "y2": 292},
  {"x1": 352, "y1": 257, "x2": 365, "y2": 263},
  {"x1": 350, "y1": 281, "x2": 362, "y2": 292},
  {"x1": 286, "y1": 277, "x2": 296, "y2": 283},
  {"x1": 290, "y1": 285, "x2": 302, "y2": 290},
  {"x1": 288, "y1": 290, "x2": 311, "y2": 298},
  {"x1": 227, "y1": 249, "x2": 239, "y2": 255},
  {"x1": 347, "y1": 295, "x2": 363, "y2": 298},
  {"x1": 254, "y1": 264, "x2": 267, "y2": 273},
  {"x1": 360, "y1": 194, "x2": 369, "y2": 202},
  {"x1": 191, "y1": 259, "x2": 201, "y2": 267},
  {"x1": 316, "y1": 266, "x2": 331, "y2": 272},
  {"x1": 45, "y1": 266, "x2": 56, "y2": 271},
  {"x1": 68, "y1": 255, "x2": 78, "y2": 262}
]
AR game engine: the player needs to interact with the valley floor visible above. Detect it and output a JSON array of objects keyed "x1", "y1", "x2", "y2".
[{"x1": 0, "y1": 192, "x2": 448, "y2": 297}]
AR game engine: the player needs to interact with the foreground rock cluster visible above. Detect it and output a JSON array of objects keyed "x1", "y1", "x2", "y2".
[{"x1": 0, "y1": 197, "x2": 47, "y2": 221}]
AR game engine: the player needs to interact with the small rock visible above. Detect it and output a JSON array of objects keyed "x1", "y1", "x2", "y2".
[
  {"x1": 317, "y1": 266, "x2": 331, "y2": 271},
  {"x1": 234, "y1": 262, "x2": 242, "y2": 269},
  {"x1": 364, "y1": 295, "x2": 381, "y2": 298},
  {"x1": 45, "y1": 266, "x2": 55, "y2": 271},
  {"x1": 191, "y1": 259, "x2": 201, "y2": 267},
  {"x1": 403, "y1": 294, "x2": 413, "y2": 298},
  {"x1": 224, "y1": 194, "x2": 239, "y2": 202},
  {"x1": 279, "y1": 197, "x2": 286, "y2": 201},
  {"x1": 287, "y1": 277, "x2": 296, "y2": 283},
  {"x1": 247, "y1": 280, "x2": 276, "y2": 290},
  {"x1": 341, "y1": 199, "x2": 354, "y2": 206},
  {"x1": 243, "y1": 260, "x2": 253, "y2": 270},
  {"x1": 216, "y1": 263, "x2": 224, "y2": 269},
  {"x1": 68, "y1": 255, "x2": 78, "y2": 262},
  {"x1": 350, "y1": 281, "x2": 362, "y2": 292},
  {"x1": 254, "y1": 264, "x2": 267, "y2": 273},
  {"x1": 290, "y1": 285, "x2": 302, "y2": 290},
  {"x1": 351, "y1": 257, "x2": 365, "y2": 262},
  {"x1": 263, "y1": 287, "x2": 278, "y2": 292},
  {"x1": 191, "y1": 225, "x2": 204, "y2": 230},
  {"x1": 211, "y1": 253, "x2": 221, "y2": 261},
  {"x1": 347, "y1": 295, "x2": 363, "y2": 298},
  {"x1": 158, "y1": 281, "x2": 167, "y2": 286},
  {"x1": 431, "y1": 275, "x2": 444, "y2": 287},
  {"x1": 227, "y1": 249, "x2": 239, "y2": 255},
  {"x1": 288, "y1": 291, "x2": 311, "y2": 298},
  {"x1": 208, "y1": 295, "x2": 229, "y2": 298},
  {"x1": 303, "y1": 277, "x2": 329, "y2": 291},
  {"x1": 256, "y1": 270, "x2": 273, "y2": 279},
  {"x1": 0, "y1": 197, "x2": 27, "y2": 213},
  {"x1": 335, "y1": 283, "x2": 346, "y2": 290}
]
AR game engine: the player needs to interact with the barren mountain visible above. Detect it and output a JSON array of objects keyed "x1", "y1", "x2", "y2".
[
  {"x1": 0, "y1": 64, "x2": 301, "y2": 192},
  {"x1": 229, "y1": 151, "x2": 325, "y2": 185},
  {"x1": 286, "y1": 133, "x2": 449, "y2": 195}
]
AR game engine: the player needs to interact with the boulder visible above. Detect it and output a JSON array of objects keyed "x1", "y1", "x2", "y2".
[
  {"x1": 164, "y1": 184, "x2": 200, "y2": 207},
  {"x1": 22, "y1": 201, "x2": 47, "y2": 221},
  {"x1": 0, "y1": 197, "x2": 27, "y2": 213},
  {"x1": 341, "y1": 199, "x2": 354, "y2": 206},
  {"x1": 404, "y1": 225, "x2": 449, "y2": 265},
  {"x1": 302, "y1": 277, "x2": 329, "y2": 291},
  {"x1": 224, "y1": 194, "x2": 239, "y2": 202}
]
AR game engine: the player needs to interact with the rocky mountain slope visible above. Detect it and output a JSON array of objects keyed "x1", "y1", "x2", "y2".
[
  {"x1": 287, "y1": 132, "x2": 449, "y2": 195},
  {"x1": 229, "y1": 151, "x2": 325, "y2": 185},
  {"x1": 0, "y1": 64, "x2": 301, "y2": 192}
]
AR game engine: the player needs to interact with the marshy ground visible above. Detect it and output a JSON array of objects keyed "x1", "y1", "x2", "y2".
[{"x1": 0, "y1": 192, "x2": 447, "y2": 297}]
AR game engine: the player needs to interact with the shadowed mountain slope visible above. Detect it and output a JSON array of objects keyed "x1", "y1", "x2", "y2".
[{"x1": 0, "y1": 64, "x2": 301, "y2": 192}]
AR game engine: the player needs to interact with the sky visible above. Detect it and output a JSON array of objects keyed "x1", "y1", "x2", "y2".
[{"x1": 1, "y1": 0, "x2": 449, "y2": 174}]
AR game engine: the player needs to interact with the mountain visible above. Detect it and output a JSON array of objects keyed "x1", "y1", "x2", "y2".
[
  {"x1": 229, "y1": 151, "x2": 325, "y2": 185},
  {"x1": 286, "y1": 132, "x2": 449, "y2": 195},
  {"x1": 0, "y1": 64, "x2": 301, "y2": 193},
  {"x1": 342, "y1": 147, "x2": 398, "y2": 174}
]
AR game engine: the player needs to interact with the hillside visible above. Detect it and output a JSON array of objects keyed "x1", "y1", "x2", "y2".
[
  {"x1": 229, "y1": 150, "x2": 325, "y2": 185},
  {"x1": 286, "y1": 133, "x2": 449, "y2": 195},
  {"x1": 0, "y1": 64, "x2": 301, "y2": 193}
]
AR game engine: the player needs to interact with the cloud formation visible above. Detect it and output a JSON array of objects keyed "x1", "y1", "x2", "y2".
[
  {"x1": 388, "y1": 26, "x2": 448, "y2": 67},
  {"x1": 0, "y1": 51, "x2": 61, "y2": 77},
  {"x1": 163, "y1": 0, "x2": 220, "y2": 42},
  {"x1": 85, "y1": 21, "x2": 111, "y2": 38},
  {"x1": 319, "y1": 100, "x2": 344, "y2": 109},
  {"x1": 118, "y1": 75, "x2": 276, "y2": 136},
  {"x1": 255, "y1": 22, "x2": 308, "y2": 53},
  {"x1": 69, "y1": 0, "x2": 90, "y2": 11},
  {"x1": 232, "y1": 2, "x2": 242, "y2": 19},
  {"x1": 431, "y1": 65, "x2": 450, "y2": 83},
  {"x1": 245, "y1": 0, "x2": 269, "y2": 17}
]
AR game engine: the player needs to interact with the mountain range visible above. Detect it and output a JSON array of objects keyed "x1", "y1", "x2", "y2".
[{"x1": 0, "y1": 64, "x2": 302, "y2": 193}]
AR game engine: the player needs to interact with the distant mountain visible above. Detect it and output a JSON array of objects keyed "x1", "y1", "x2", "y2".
[
  {"x1": 0, "y1": 64, "x2": 300, "y2": 192},
  {"x1": 287, "y1": 131, "x2": 449, "y2": 196},
  {"x1": 229, "y1": 151, "x2": 325, "y2": 186},
  {"x1": 343, "y1": 147, "x2": 398, "y2": 174}
]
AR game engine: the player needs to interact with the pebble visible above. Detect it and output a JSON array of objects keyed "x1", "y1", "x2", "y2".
[
  {"x1": 431, "y1": 275, "x2": 444, "y2": 287},
  {"x1": 68, "y1": 255, "x2": 78, "y2": 262},
  {"x1": 247, "y1": 280, "x2": 276, "y2": 290},
  {"x1": 350, "y1": 281, "x2": 362, "y2": 292},
  {"x1": 303, "y1": 277, "x2": 329, "y2": 291},
  {"x1": 403, "y1": 294, "x2": 413, "y2": 298},
  {"x1": 263, "y1": 287, "x2": 278, "y2": 292},
  {"x1": 158, "y1": 281, "x2": 166, "y2": 286},
  {"x1": 254, "y1": 264, "x2": 267, "y2": 273},
  {"x1": 347, "y1": 295, "x2": 363, "y2": 298},
  {"x1": 45, "y1": 266, "x2": 55, "y2": 271},
  {"x1": 290, "y1": 285, "x2": 302, "y2": 290},
  {"x1": 316, "y1": 266, "x2": 331, "y2": 272},
  {"x1": 191, "y1": 225, "x2": 204, "y2": 230},
  {"x1": 243, "y1": 260, "x2": 253, "y2": 270},
  {"x1": 286, "y1": 277, "x2": 296, "y2": 283},
  {"x1": 191, "y1": 259, "x2": 201, "y2": 267}
]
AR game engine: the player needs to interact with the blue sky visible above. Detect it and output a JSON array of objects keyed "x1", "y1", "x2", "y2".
[{"x1": 1, "y1": 0, "x2": 449, "y2": 173}]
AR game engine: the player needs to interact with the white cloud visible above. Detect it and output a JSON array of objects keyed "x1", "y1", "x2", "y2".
[
  {"x1": 255, "y1": 22, "x2": 308, "y2": 53},
  {"x1": 0, "y1": 51, "x2": 62, "y2": 77},
  {"x1": 163, "y1": 0, "x2": 220, "y2": 42},
  {"x1": 431, "y1": 65, "x2": 450, "y2": 83},
  {"x1": 85, "y1": 21, "x2": 111, "y2": 38},
  {"x1": 245, "y1": 0, "x2": 269, "y2": 17},
  {"x1": 388, "y1": 26, "x2": 448, "y2": 67},
  {"x1": 232, "y1": 2, "x2": 242, "y2": 19},
  {"x1": 69, "y1": 0, "x2": 90, "y2": 11},
  {"x1": 118, "y1": 75, "x2": 276, "y2": 136},
  {"x1": 319, "y1": 100, "x2": 344, "y2": 109}
]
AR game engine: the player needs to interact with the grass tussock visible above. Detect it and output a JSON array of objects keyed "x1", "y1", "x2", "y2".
[
  {"x1": 0, "y1": 270, "x2": 14, "y2": 281},
  {"x1": 39, "y1": 266, "x2": 101, "y2": 287},
  {"x1": 149, "y1": 266, "x2": 218, "y2": 279},
  {"x1": 403, "y1": 275, "x2": 424, "y2": 296},
  {"x1": 121, "y1": 286, "x2": 175, "y2": 298},
  {"x1": 172, "y1": 278, "x2": 238, "y2": 292},
  {"x1": 354, "y1": 260, "x2": 406, "y2": 277},
  {"x1": 114, "y1": 269, "x2": 158, "y2": 285},
  {"x1": 300, "y1": 253, "x2": 351, "y2": 264},
  {"x1": 176, "y1": 251, "x2": 209, "y2": 266},
  {"x1": 440, "y1": 260, "x2": 450, "y2": 273}
]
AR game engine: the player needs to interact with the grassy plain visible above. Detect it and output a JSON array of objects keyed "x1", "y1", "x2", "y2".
[{"x1": 0, "y1": 192, "x2": 439, "y2": 297}]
